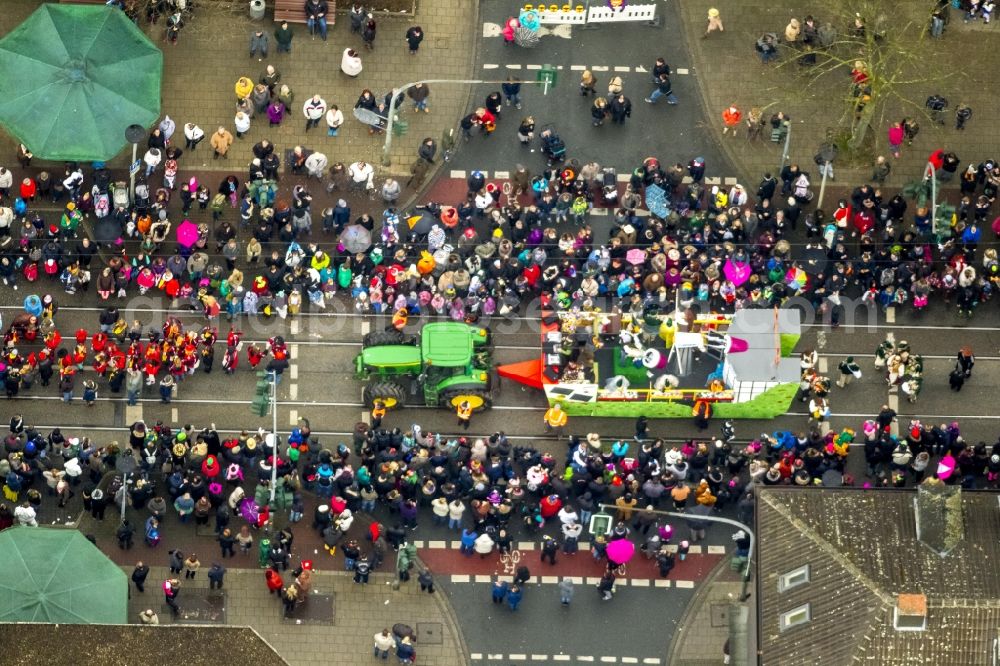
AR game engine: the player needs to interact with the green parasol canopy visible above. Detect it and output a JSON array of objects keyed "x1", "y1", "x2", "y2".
[
  {"x1": 0, "y1": 4, "x2": 162, "y2": 162},
  {"x1": 0, "y1": 527, "x2": 128, "y2": 624}
]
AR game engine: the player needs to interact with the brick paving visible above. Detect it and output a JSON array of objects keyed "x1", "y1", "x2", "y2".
[
  {"x1": 0, "y1": 0, "x2": 476, "y2": 177},
  {"x1": 678, "y1": 1, "x2": 1000, "y2": 189},
  {"x1": 124, "y1": 564, "x2": 465, "y2": 666}
]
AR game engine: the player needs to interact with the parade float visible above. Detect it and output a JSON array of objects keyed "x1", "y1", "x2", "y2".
[{"x1": 498, "y1": 307, "x2": 802, "y2": 419}]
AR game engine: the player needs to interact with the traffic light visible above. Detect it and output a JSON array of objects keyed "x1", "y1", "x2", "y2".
[{"x1": 250, "y1": 371, "x2": 271, "y2": 416}]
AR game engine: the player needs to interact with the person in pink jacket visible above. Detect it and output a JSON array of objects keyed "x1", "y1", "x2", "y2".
[{"x1": 888, "y1": 122, "x2": 905, "y2": 159}]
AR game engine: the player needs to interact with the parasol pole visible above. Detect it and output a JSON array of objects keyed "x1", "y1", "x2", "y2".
[{"x1": 773, "y1": 306, "x2": 781, "y2": 371}]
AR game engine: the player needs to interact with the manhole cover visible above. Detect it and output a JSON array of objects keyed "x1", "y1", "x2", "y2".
[
  {"x1": 282, "y1": 592, "x2": 335, "y2": 625},
  {"x1": 429, "y1": 38, "x2": 448, "y2": 49},
  {"x1": 165, "y1": 590, "x2": 226, "y2": 624},
  {"x1": 416, "y1": 622, "x2": 443, "y2": 645},
  {"x1": 710, "y1": 602, "x2": 730, "y2": 628}
]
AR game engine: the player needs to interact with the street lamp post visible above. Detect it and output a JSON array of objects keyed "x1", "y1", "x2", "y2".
[{"x1": 124, "y1": 124, "x2": 145, "y2": 202}]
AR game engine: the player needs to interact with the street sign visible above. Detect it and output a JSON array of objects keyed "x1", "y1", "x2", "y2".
[{"x1": 129, "y1": 159, "x2": 141, "y2": 176}]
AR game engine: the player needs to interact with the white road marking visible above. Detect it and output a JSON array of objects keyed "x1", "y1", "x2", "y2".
[
  {"x1": 483, "y1": 64, "x2": 499, "y2": 69},
  {"x1": 617, "y1": 173, "x2": 631, "y2": 182},
  {"x1": 724, "y1": 176, "x2": 738, "y2": 185},
  {"x1": 886, "y1": 307, "x2": 896, "y2": 323},
  {"x1": 288, "y1": 408, "x2": 298, "y2": 426},
  {"x1": 451, "y1": 574, "x2": 471, "y2": 583},
  {"x1": 360, "y1": 410, "x2": 370, "y2": 425},
  {"x1": 541, "y1": 575, "x2": 559, "y2": 584},
  {"x1": 707, "y1": 545, "x2": 726, "y2": 554},
  {"x1": 554, "y1": 657, "x2": 571, "y2": 663},
  {"x1": 676, "y1": 67, "x2": 689, "y2": 74},
  {"x1": 622, "y1": 659, "x2": 639, "y2": 664},
  {"x1": 289, "y1": 344, "x2": 299, "y2": 360},
  {"x1": 289, "y1": 383, "x2": 298, "y2": 399},
  {"x1": 705, "y1": 176, "x2": 721, "y2": 185},
  {"x1": 586, "y1": 577, "x2": 602, "y2": 585},
  {"x1": 654, "y1": 579, "x2": 671, "y2": 587},
  {"x1": 578, "y1": 658, "x2": 595, "y2": 663},
  {"x1": 171, "y1": 407, "x2": 178, "y2": 423},
  {"x1": 290, "y1": 319, "x2": 300, "y2": 335},
  {"x1": 634, "y1": 65, "x2": 647, "y2": 72},
  {"x1": 600, "y1": 658, "x2": 618, "y2": 663},
  {"x1": 675, "y1": 580, "x2": 695, "y2": 589},
  {"x1": 531, "y1": 656, "x2": 549, "y2": 661},
  {"x1": 591, "y1": 65, "x2": 609, "y2": 71},
  {"x1": 517, "y1": 541, "x2": 537, "y2": 551},
  {"x1": 494, "y1": 170, "x2": 510, "y2": 179},
  {"x1": 614, "y1": 66, "x2": 631, "y2": 72},
  {"x1": 360, "y1": 321, "x2": 370, "y2": 335},
  {"x1": 643, "y1": 660, "x2": 663, "y2": 665},
  {"x1": 450, "y1": 170, "x2": 466, "y2": 179},
  {"x1": 427, "y1": 540, "x2": 446, "y2": 548},
  {"x1": 412, "y1": 540, "x2": 425, "y2": 548},
  {"x1": 688, "y1": 545, "x2": 703, "y2": 554},
  {"x1": 506, "y1": 64, "x2": 522, "y2": 70},
  {"x1": 526, "y1": 64, "x2": 542, "y2": 70},
  {"x1": 450, "y1": 540, "x2": 462, "y2": 549},
  {"x1": 818, "y1": 357, "x2": 828, "y2": 373},
  {"x1": 630, "y1": 578, "x2": 650, "y2": 587},
  {"x1": 471, "y1": 654, "x2": 483, "y2": 661},
  {"x1": 290, "y1": 365, "x2": 299, "y2": 380},
  {"x1": 571, "y1": 65, "x2": 586, "y2": 71},
  {"x1": 125, "y1": 404, "x2": 143, "y2": 425},
  {"x1": 475, "y1": 575, "x2": 492, "y2": 583},
  {"x1": 510, "y1": 655, "x2": 527, "y2": 661}
]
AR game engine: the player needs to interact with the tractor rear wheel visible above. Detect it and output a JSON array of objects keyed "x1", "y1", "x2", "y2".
[
  {"x1": 363, "y1": 382, "x2": 407, "y2": 410},
  {"x1": 362, "y1": 330, "x2": 412, "y2": 347},
  {"x1": 441, "y1": 389, "x2": 492, "y2": 412}
]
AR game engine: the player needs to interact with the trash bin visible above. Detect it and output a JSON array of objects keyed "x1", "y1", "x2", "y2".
[{"x1": 249, "y1": 0, "x2": 266, "y2": 20}]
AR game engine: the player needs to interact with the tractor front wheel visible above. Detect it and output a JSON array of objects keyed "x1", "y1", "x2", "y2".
[
  {"x1": 441, "y1": 390, "x2": 492, "y2": 413},
  {"x1": 363, "y1": 382, "x2": 407, "y2": 410}
]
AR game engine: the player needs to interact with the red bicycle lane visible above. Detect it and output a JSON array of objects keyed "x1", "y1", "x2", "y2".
[{"x1": 419, "y1": 546, "x2": 723, "y2": 584}]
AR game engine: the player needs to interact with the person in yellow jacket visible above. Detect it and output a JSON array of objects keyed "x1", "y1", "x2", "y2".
[
  {"x1": 391, "y1": 308, "x2": 408, "y2": 332},
  {"x1": 371, "y1": 400, "x2": 386, "y2": 429},
  {"x1": 543, "y1": 402, "x2": 568, "y2": 438},
  {"x1": 456, "y1": 400, "x2": 472, "y2": 430}
]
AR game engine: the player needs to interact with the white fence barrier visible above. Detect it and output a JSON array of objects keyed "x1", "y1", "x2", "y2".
[
  {"x1": 587, "y1": 3, "x2": 657, "y2": 23},
  {"x1": 535, "y1": 8, "x2": 588, "y2": 25}
]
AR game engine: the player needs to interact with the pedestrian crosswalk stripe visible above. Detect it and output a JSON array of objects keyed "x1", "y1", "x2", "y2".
[
  {"x1": 471, "y1": 654, "x2": 483, "y2": 660},
  {"x1": 484, "y1": 64, "x2": 499, "y2": 69},
  {"x1": 675, "y1": 580, "x2": 695, "y2": 588},
  {"x1": 587, "y1": 576, "x2": 603, "y2": 585},
  {"x1": 450, "y1": 169, "x2": 466, "y2": 179},
  {"x1": 622, "y1": 659, "x2": 639, "y2": 664},
  {"x1": 531, "y1": 656, "x2": 549, "y2": 661},
  {"x1": 631, "y1": 578, "x2": 650, "y2": 587},
  {"x1": 676, "y1": 67, "x2": 689, "y2": 74},
  {"x1": 600, "y1": 658, "x2": 618, "y2": 663},
  {"x1": 591, "y1": 65, "x2": 609, "y2": 71},
  {"x1": 475, "y1": 575, "x2": 491, "y2": 583},
  {"x1": 578, "y1": 658, "x2": 595, "y2": 663},
  {"x1": 506, "y1": 64, "x2": 522, "y2": 70},
  {"x1": 494, "y1": 170, "x2": 510, "y2": 179},
  {"x1": 707, "y1": 545, "x2": 726, "y2": 554},
  {"x1": 643, "y1": 660, "x2": 663, "y2": 665},
  {"x1": 518, "y1": 541, "x2": 537, "y2": 551},
  {"x1": 412, "y1": 540, "x2": 425, "y2": 548},
  {"x1": 688, "y1": 545, "x2": 703, "y2": 554},
  {"x1": 526, "y1": 64, "x2": 542, "y2": 70},
  {"x1": 541, "y1": 575, "x2": 559, "y2": 584},
  {"x1": 554, "y1": 657, "x2": 572, "y2": 662},
  {"x1": 614, "y1": 66, "x2": 631, "y2": 72},
  {"x1": 427, "y1": 540, "x2": 446, "y2": 548},
  {"x1": 570, "y1": 65, "x2": 586, "y2": 71},
  {"x1": 451, "y1": 574, "x2": 470, "y2": 582},
  {"x1": 654, "y1": 579, "x2": 671, "y2": 587},
  {"x1": 510, "y1": 654, "x2": 527, "y2": 660},
  {"x1": 450, "y1": 540, "x2": 462, "y2": 549}
]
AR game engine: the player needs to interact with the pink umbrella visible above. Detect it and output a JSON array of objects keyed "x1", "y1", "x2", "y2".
[
  {"x1": 606, "y1": 538, "x2": 636, "y2": 565},
  {"x1": 239, "y1": 497, "x2": 260, "y2": 524},
  {"x1": 176, "y1": 219, "x2": 199, "y2": 248},
  {"x1": 936, "y1": 453, "x2": 956, "y2": 480},
  {"x1": 626, "y1": 248, "x2": 647, "y2": 266},
  {"x1": 723, "y1": 258, "x2": 751, "y2": 286}
]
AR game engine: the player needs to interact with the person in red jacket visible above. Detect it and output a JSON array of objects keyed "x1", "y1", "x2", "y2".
[
  {"x1": 19, "y1": 178, "x2": 36, "y2": 202},
  {"x1": 265, "y1": 567, "x2": 284, "y2": 594}
]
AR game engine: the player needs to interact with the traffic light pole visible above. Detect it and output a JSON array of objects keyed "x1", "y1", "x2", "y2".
[
  {"x1": 597, "y1": 503, "x2": 755, "y2": 601},
  {"x1": 268, "y1": 369, "x2": 278, "y2": 506}
]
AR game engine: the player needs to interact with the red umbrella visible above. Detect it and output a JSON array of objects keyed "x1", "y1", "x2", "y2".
[
  {"x1": 439, "y1": 206, "x2": 459, "y2": 228},
  {"x1": 991, "y1": 216, "x2": 1000, "y2": 235},
  {"x1": 176, "y1": 219, "x2": 199, "y2": 248}
]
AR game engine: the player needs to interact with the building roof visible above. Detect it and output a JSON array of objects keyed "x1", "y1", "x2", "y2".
[
  {"x1": 0, "y1": 624, "x2": 288, "y2": 666},
  {"x1": 756, "y1": 487, "x2": 1000, "y2": 666}
]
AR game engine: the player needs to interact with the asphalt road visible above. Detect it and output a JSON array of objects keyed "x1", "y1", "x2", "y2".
[{"x1": 447, "y1": 0, "x2": 736, "y2": 178}]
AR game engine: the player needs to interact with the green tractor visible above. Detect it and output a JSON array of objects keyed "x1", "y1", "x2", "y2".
[{"x1": 354, "y1": 321, "x2": 496, "y2": 412}]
